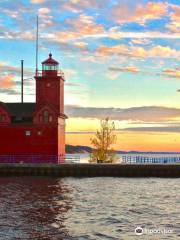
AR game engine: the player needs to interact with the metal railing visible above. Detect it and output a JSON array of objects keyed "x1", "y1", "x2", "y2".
[
  {"x1": 65, "y1": 156, "x2": 80, "y2": 163},
  {"x1": 0, "y1": 155, "x2": 80, "y2": 164},
  {"x1": 122, "y1": 155, "x2": 180, "y2": 164},
  {"x1": 35, "y1": 70, "x2": 65, "y2": 78}
]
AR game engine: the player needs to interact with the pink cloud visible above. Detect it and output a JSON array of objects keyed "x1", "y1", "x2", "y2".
[
  {"x1": 109, "y1": 66, "x2": 140, "y2": 74},
  {"x1": 170, "y1": 4, "x2": 180, "y2": 22},
  {"x1": 45, "y1": 14, "x2": 105, "y2": 44},
  {"x1": 96, "y1": 44, "x2": 129, "y2": 56},
  {"x1": 63, "y1": 0, "x2": 101, "y2": 13},
  {"x1": 162, "y1": 68, "x2": 180, "y2": 79},
  {"x1": 147, "y1": 45, "x2": 179, "y2": 58},
  {"x1": 0, "y1": 9, "x2": 19, "y2": 18},
  {"x1": 65, "y1": 14, "x2": 105, "y2": 35},
  {"x1": 0, "y1": 75, "x2": 15, "y2": 88},
  {"x1": 111, "y1": 2, "x2": 168, "y2": 25},
  {"x1": 38, "y1": 7, "x2": 54, "y2": 28},
  {"x1": 96, "y1": 44, "x2": 180, "y2": 58},
  {"x1": 131, "y1": 38, "x2": 151, "y2": 45},
  {"x1": 31, "y1": 0, "x2": 46, "y2": 4},
  {"x1": 166, "y1": 22, "x2": 180, "y2": 33},
  {"x1": 166, "y1": 4, "x2": 180, "y2": 33},
  {"x1": 38, "y1": 7, "x2": 50, "y2": 15}
]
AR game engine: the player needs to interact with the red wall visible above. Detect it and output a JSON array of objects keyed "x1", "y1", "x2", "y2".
[
  {"x1": 57, "y1": 118, "x2": 65, "y2": 163},
  {"x1": 36, "y1": 76, "x2": 64, "y2": 114},
  {"x1": 0, "y1": 125, "x2": 57, "y2": 154},
  {"x1": 0, "y1": 68, "x2": 66, "y2": 163},
  {"x1": 60, "y1": 80, "x2": 64, "y2": 113}
]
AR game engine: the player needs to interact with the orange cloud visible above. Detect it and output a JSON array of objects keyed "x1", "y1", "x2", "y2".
[
  {"x1": 44, "y1": 27, "x2": 180, "y2": 45},
  {"x1": 131, "y1": 38, "x2": 151, "y2": 45},
  {"x1": 170, "y1": 4, "x2": 180, "y2": 22},
  {"x1": 109, "y1": 66, "x2": 140, "y2": 73},
  {"x1": 166, "y1": 4, "x2": 180, "y2": 33},
  {"x1": 147, "y1": 45, "x2": 179, "y2": 58},
  {"x1": 74, "y1": 41, "x2": 88, "y2": 49},
  {"x1": 63, "y1": 0, "x2": 100, "y2": 13},
  {"x1": 0, "y1": 75, "x2": 15, "y2": 88},
  {"x1": 166, "y1": 22, "x2": 180, "y2": 33},
  {"x1": 96, "y1": 44, "x2": 129, "y2": 56},
  {"x1": 46, "y1": 14, "x2": 105, "y2": 44},
  {"x1": 38, "y1": 7, "x2": 50, "y2": 15},
  {"x1": 31, "y1": 0, "x2": 46, "y2": 3},
  {"x1": 37, "y1": 7, "x2": 54, "y2": 28},
  {"x1": 131, "y1": 47, "x2": 147, "y2": 58},
  {"x1": 125, "y1": 66, "x2": 139, "y2": 73},
  {"x1": 96, "y1": 44, "x2": 180, "y2": 58},
  {"x1": 112, "y1": 2, "x2": 168, "y2": 24},
  {"x1": 108, "y1": 30, "x2": 180, "y2": 40},
  {"x1": 65, "y1": 14, "x2": 105, "y2": 35},
  {"x1": 162, "y1": 68, "x2": 180, "y2": 79}
]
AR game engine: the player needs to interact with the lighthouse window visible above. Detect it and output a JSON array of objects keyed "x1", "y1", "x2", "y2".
[
  {"x1": 43, "y1": 111, "x2": 49, "y2": 123},
  {"x1": 43, "y1": 65, "x2": 57, "y2": 71},
  {"x1": 37, "y1": 131, "x2": 42, "y2": 136},
  {"x1": 49, "y1": 115, "x2": 53, "y2": 122}
]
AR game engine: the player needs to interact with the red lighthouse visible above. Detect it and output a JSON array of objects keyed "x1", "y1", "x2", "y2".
[{"x1": 0, "y1": 53, "x2": 67, "y2": 163}]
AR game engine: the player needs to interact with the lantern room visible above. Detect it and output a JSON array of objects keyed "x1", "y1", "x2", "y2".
[{"x1": 42, "y1": 53, "x2": 59, "y2": 76}]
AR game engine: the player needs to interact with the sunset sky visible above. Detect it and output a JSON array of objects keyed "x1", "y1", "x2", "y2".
[{"x1": 0, "y1": 0, "x2": 179, "y2": 152}]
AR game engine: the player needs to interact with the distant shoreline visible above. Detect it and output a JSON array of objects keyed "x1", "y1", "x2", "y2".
[{"x1": 65, "y1": 145, "x2": 180, "y2": 154}]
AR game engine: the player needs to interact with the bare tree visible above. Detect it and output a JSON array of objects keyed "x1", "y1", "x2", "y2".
[{"x1": 90, "y1": 118, "x2": 117, "y2": 163}]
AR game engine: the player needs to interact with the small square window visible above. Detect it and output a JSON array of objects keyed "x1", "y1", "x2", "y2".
[{"x1": 25, "y1": 130, "x2": 31, "y2": 136}]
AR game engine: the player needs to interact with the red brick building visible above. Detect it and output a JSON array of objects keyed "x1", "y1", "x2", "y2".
[{"x1": 0, "y1": 53, "x2": 67, "y2": 163}]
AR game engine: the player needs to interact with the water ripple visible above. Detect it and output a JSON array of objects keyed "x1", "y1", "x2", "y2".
[{"x1": 0, "y1": 177, "x2": 179, "y2": 239}]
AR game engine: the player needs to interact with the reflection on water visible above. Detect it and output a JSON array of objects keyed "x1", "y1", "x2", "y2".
[
  {"x1": 0, "y1": 177, "x2": 179, "y2": 240},
  {"x1": 0, "y1": 177, "x2": 73, "y2": 240}
]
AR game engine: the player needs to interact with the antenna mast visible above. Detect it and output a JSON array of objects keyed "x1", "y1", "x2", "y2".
[
  {"x1": 36, "y1": 15, "x2": 39, "y2": 76},
  {"x1": 21, "y1": 60, "x2": 24, "y2": 103}
]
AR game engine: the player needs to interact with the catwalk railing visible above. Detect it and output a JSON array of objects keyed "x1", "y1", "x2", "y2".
[
  {"x1": 0, "y1": 155, "x2": 80, "y2": 164},
  {"x1": 122, "y1": 155, "x2": 180, "y2": 164},
  {"x1": 36, "y1": 70, "x2": 65, "y2": 78}
]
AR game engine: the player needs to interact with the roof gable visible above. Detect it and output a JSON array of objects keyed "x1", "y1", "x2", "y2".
[
  {"x1": 5, "y1": 103, "x2": 35, "y2": 118},
  {"x1": 0, "y1": 102, "x2": 35, "y2": 123},
  {"x1": 33, "y1": 102, "x2": 59, "y2": 116}
]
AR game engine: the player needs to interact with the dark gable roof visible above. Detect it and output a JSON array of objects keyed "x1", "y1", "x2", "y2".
[
  {"x1": 0, "y1": 102, "x2": 67, "y2": 122},
  {"x1": 5, "y1": 103, "x2": 35, "y2": 118}
]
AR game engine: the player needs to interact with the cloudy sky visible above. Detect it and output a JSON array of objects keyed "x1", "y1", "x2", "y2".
[{"x1": 0, "y1": 0, "x2": 179, "y2": 151}]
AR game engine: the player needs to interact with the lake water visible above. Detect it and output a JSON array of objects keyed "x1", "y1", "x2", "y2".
[
  {"x1": 0, "y1": 177, "x2": 179, "y2": 239},
  {"x1": 66, "y1": 153, "x2": 180, "y2": 163}
]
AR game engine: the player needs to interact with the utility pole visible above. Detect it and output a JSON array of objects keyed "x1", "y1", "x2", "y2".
[
  {"x1": 21, "y1": 60, "x2": 24, "y2": 103},
  {"x1": 36, "y1": 15, "x2": 39, "y2": 76}
]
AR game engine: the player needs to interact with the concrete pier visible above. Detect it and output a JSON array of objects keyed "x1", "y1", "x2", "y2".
[{"x1": 0, "y1": 163, "x2": 179, "y2": 177}]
